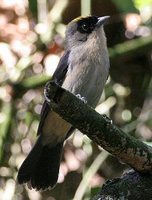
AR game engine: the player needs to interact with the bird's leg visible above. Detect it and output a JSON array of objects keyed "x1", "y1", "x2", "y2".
[{"x1": 76, "y1": 94, "x2": 87, "y2": 104}]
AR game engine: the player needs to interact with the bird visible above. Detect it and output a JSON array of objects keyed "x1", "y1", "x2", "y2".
[{"x1": 17, "y1": 15, "x2": 110, "y2": 191}]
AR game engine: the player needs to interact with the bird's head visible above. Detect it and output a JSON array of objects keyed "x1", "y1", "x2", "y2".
[{"x1": 65, "y1": 15, "x2": 110, "y2": 49}]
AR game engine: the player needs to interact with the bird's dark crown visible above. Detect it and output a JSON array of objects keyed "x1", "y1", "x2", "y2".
[{"x1": 74, "y1": 16, "x2": 98, "y2": 34}]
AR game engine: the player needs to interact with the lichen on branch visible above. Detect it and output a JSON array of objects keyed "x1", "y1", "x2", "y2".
[{"x1": 45, "y1": 81, "x2": 152, "y2": 173}]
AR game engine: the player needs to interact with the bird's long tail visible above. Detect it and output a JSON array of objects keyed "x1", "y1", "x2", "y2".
[{"x1": 17, "y1": 136, "x2": 63, "y2": 190}]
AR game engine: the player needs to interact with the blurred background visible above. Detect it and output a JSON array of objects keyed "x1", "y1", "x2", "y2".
[{"x1": 0, "y1": 0, "x2": 152, "y2": 199}]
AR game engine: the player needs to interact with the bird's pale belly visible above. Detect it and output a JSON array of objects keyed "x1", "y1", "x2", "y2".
[{"x1": 42, "y1": 111, "x2": 72, "y2": 146}]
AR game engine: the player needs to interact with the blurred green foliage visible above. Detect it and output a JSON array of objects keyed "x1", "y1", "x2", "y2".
[
  {"x1": 134, "y1": 0, "x2": 152, "y2": 8},
  {"x1": 28, "y1": 0, "x2": 38, "y2": 19}
]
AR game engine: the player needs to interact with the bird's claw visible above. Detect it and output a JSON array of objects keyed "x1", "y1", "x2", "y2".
[
  {"x1": 102, "y1": 114, "x2": 113, "y2": 130},
  {"x1": 44, "y1": 81, "x2": 54, "y2": 104},
  {"x1": 76, "y1": 94, "x2": 87, "y2": 104}
]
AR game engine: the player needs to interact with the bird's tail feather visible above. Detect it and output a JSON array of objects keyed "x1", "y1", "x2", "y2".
[{"x1": 17, "y1": 136, "x2": 63, "y2": 190}]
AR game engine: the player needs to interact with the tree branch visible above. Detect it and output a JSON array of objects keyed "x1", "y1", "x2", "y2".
[
  {"x1": 91, "y1": 170, "x2": 152, "y2": 200},
  {"x1": 109, "y1": 35, "x2": 152, "y2": 61},
  {"x1": 45, "y1": 81, "x2": 152, "y2": 172}
]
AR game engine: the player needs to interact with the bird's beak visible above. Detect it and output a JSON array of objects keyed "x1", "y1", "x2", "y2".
[{"x1": 96, "y1": 16, "x2": 110, "y2": 27}]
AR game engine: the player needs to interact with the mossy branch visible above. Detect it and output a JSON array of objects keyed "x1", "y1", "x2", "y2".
[
  {"x1": 45, "y1": 81, "x2": 152, "y2": 172},
  {"x1": 44, "y1": 81, "x2": 152, "y2": 199},
  {"x1": 91, "y1": 170, "x2": 152, "y2": 200}
]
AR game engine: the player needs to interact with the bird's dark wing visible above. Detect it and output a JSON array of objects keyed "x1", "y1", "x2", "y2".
[
  {"x1": 37, "y1": 50, "x2": 70, "y2": 135},
  {"x1": 52, "y1": 50, "x2": 70, "y2": 85}
]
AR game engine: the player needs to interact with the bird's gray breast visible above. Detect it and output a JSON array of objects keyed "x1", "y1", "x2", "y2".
[{"x1": 62, "y1": 49, "x2": 109, "y2": 107}]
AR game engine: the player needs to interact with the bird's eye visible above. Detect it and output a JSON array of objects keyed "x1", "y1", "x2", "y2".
[{"x1": 81, "y1": 23, "x2": 89, "y2": 32}]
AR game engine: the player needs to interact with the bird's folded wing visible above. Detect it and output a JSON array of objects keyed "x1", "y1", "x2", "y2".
[{"x1": 37, "y1": 50, "x2": 70, "y2": 136}]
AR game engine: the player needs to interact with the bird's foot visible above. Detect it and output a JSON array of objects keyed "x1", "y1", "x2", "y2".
[
  {"x1": 76, "y1": 94, "x2": 87, "y2": 104},
  {"x1": 44, "y1": 80, "x2": 57, "y2": 104},
  {"x1": 102, "y1": 114, "x2": 113, "y2": 130}
]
